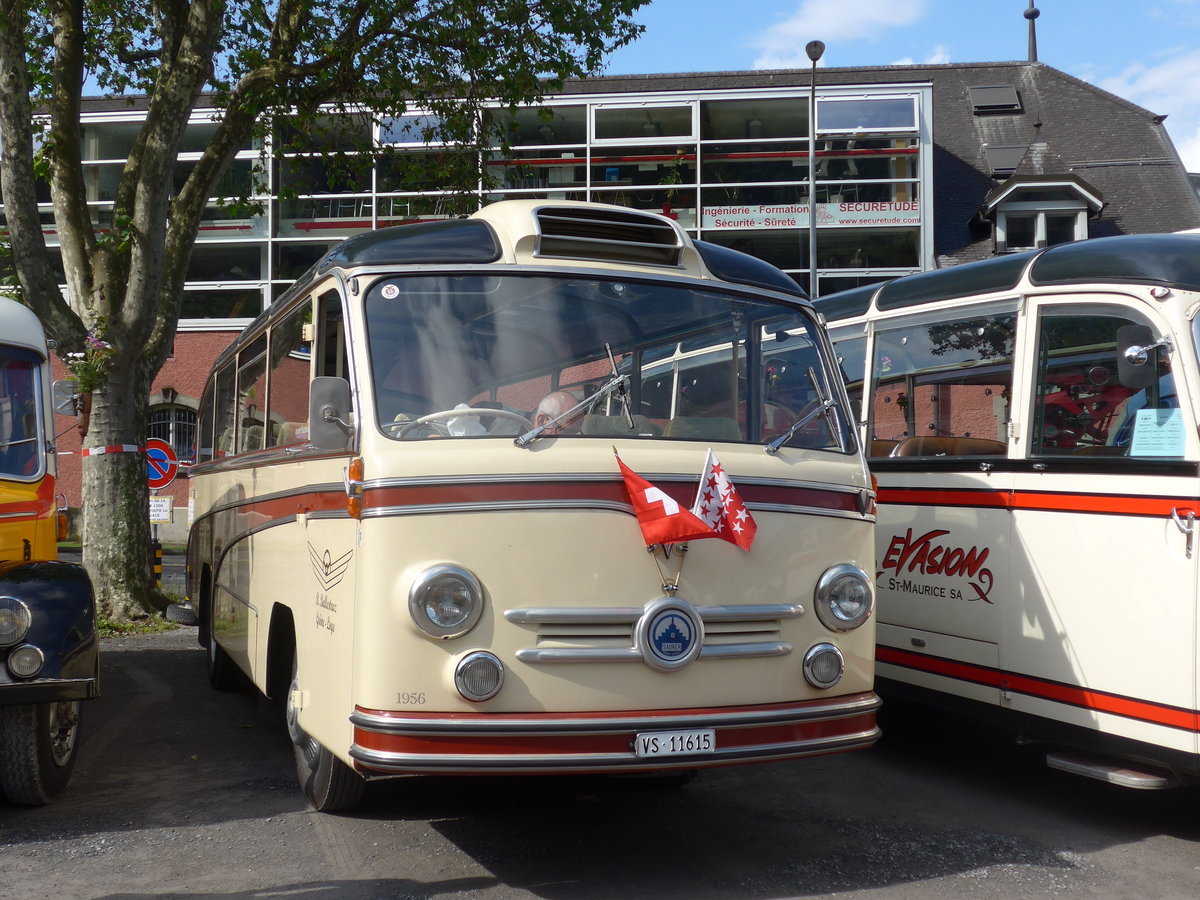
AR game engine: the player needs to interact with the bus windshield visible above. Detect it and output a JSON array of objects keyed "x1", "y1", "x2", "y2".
[
  {"x1": 364, "y1": 272, "x2": 851, "y2": 450},
  {"x1": 0, "y1": 348, "x2": 43, "y2": 479}
]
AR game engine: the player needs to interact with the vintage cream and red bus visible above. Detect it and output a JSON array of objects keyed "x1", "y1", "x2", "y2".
[
  {"x1": 0, "y1": 296, "x2": 98, "y2": 805},
  {"x1": 183, "y1": 200, "x2": 879, "y2": 811},
  {"x1": 816, "y1": 232, "x2": 1200, "y2": 788}
]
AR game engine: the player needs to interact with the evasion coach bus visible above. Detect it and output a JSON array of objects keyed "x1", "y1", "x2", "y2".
[
  {"x1": 183, "y1": 200, "x2": 879, "y2": 811},
  {"x1": 815, "y1": 231, "x2": 1200, "y2": 789},
  {"x1": 0, "y1": 296, "x2": 98, "y2": 805}
]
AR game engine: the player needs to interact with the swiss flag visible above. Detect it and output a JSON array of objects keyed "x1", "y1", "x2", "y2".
[
  {"x1": 616, "y1": 454, "x2": 717, "y2": 547},
  {"x1": 691, "y1": 449, "x2": 757, "y2": 551}
]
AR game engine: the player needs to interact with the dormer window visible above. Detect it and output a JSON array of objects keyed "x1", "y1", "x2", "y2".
[{"x1": 979, "y1": 177, "x2": 1103, "y2": 253}]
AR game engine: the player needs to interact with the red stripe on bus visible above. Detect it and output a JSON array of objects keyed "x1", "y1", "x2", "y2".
[
  {"x1": 876, "y1": 645, "x2": 1200, "y2": 733},
  {"x1": 877, "y1": 487, "x2": 1198, "y2": 518},
  {"x1": 205, "y1": 479, "x2": 862, "y2": 535},
  {"x1": 363, "y1": 480, "x2": 860, "y2": 514}
]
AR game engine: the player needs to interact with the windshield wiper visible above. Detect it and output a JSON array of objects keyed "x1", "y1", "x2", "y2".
[
  {"x1": 514, "y1": 344, "x2": 633, "y2": 448},
  {"x1": 764, "y1": 366, "x2": 845, "y2": 454}
]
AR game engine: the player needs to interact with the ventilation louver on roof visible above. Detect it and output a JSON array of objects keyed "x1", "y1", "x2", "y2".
[{"x1": 534, "y1": 206, "x2": 684, "y2": 267}]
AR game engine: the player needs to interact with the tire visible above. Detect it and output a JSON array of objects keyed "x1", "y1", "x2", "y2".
[
  {"x1": 164, "y1": 602, "x2": 199, "y2": 626},
  {"x1": 205, "y1": 600, "x2": 242, "y2": 691},
  {"x1": 286, "y1": 657, "x2": 364, "y2": 812},
  {"x1": 0, "y1": 701, "x2": 82, "y2": 805}
]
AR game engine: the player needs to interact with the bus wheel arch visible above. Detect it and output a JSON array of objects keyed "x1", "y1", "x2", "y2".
[
  {"x1": 287, "y1": 650, "x2": 365, "y2": 812},
  {"x1": 201, "y1": 567, "x2": 241, "y2": 691},
  {"x1": 264, "y1": 605, "x2": 296, "y2": 704}
]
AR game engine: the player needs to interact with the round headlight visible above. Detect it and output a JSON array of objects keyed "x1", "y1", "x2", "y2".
[
  {"x1": 455, "y1": 651, "x2": 505, "y2": 702},
  {"x1": 814, "y1": 564, "x2": 873, "y2": 632},
  {"x1": 0, "y1": 596, "x2": 32, "y2": 648},
  {"x1": 409, "y1": 565, "x2": 484, "y2": 639},
  {"x1": 8, "y1": 644, "x2": 45, "y2": 679},
  {"x1": 803, "y1": 642, "x2": 844, "y2": 689}
]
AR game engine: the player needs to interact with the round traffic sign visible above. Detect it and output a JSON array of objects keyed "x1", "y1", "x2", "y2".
[{"x1": 145, "y1": 438, "x2": 179, "y2": 489}]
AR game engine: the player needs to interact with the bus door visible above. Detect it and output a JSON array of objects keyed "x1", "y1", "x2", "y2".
[
  {"x1": 1009, "y1": 296, "x2": 1199, "y2": 751},
  {"x1": 860, "y1": 304, "x2": 1020, "y2": 706}
]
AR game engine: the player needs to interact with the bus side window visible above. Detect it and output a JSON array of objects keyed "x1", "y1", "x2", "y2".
[
  {"x1": 317, "y1": 290, "x2": 349, "y2": 380},
  {"x1": 1032, "y1": 308, "x2": 1156, "y2": 456},
  {"x1": 870, "y1": 313, "x2": 1016, "y2": 458},
  {"x1": 266, "y1": 300, "x2": 313, "y2": 447},
  {"x1": 832, "y1": 334, "x2": 866, "y2": 432},
  {"x1": 195, "y1": 378, "x2": 216, "y2": 464},
  {"x1": 213, "y1": 363, "x2": 237, "y2": 458},
  {"x1": 236, "y1": 336, "x2": 267, "y2": 454}
]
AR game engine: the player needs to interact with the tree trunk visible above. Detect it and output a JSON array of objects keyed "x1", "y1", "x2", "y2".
[{"x1": 80, "y1": 378, "x2": 167, "y2": 622}]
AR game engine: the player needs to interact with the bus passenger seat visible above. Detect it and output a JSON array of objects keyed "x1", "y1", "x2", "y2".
[
  {"x1": 277, "y1": 422, "x2": 307, "y2": 444},
  {"x1": 891, "y1": 436, "x2": 1007, "y2": 457},
  {"x1": 870, "y1": 439, "x2": 900, "y2": 457}
]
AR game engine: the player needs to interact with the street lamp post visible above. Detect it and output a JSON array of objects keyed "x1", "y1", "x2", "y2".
[{"x1": 806, "y1": 39, "x2": 825, "y2": 298}]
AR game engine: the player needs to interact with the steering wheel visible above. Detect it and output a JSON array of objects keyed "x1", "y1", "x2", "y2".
[{"x1": 387, "y1": 407, "x2": 533, "y2": 439}]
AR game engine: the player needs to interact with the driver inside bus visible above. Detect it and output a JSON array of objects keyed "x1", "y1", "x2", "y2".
[{"x1": 532, "y1": 390, "x2": 582, "y2": 435}]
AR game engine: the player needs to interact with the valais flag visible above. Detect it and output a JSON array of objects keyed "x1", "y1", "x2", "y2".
[
  {"x1": 691, "y1": 449, "x2": 757, "y2": 551},
  {"x1": 615, "y1": 454, "x2": 718, "y2": 547}
]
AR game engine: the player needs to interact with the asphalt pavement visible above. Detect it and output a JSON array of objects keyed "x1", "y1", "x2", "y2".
[{"x1": 1, "y1": 630, "x2": 1197, "y2": 899}]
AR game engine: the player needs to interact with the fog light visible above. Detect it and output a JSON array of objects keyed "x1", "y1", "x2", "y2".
[
  {"x1": 455, "y1": 651, "x2": 504, "y2": 702},
  {"x1": 409, "y1": 565, "x2": 484, "y2": 639},
  {"x1": 8, "y1": 644, "x2": 45, "y2": 678},
  {"x1": 0, "y1": 596, "x2": 32, "y2": 648},
  {"x1": 803, "y1": 643, "x2": 844, "y2": 689}
]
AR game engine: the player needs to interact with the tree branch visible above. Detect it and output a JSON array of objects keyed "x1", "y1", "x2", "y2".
[
  {"x1": 0, "y1": 0, "x2": 84, "y2": 345},
  {"x1": 46, "y1": 0, "x2": 99, "y2": 312}
]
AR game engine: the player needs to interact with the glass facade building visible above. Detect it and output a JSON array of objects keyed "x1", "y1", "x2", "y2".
[{"x1": 55, "y1": 81, "x2": 934, "y2": 332}]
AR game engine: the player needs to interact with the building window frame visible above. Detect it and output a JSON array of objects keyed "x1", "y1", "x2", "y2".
[
  {"x1": 995, "y1": 200, "x2": 1088, "y2": 252},
  {"x1": 148, "y1": 402, "x2": 199, "y2": 465}
]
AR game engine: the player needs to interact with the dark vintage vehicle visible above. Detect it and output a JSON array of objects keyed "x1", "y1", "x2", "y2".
[{"x1": 0, "y1": 296, "x2": 99, "y2": 805}]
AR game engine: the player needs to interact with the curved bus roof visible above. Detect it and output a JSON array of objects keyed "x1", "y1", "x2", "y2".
[
  {"x1": 0, "y1": 296, "x2": 49, "y2": 358},
  {"x1": 815, "y1": 232, "x2": 1200, "y2": 323},
  {"x1": 220, "y1": 201, "x2": 810, "y2": 370}
]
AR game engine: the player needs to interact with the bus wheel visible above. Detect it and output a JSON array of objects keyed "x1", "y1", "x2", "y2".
[
  {"x1": 0, "y1": 701, "x2": 82, "y2": 805},
  {"x1": 286, "y1": 659, "x2": 364, "y2": 812},
  {"x1": 205, "y1": 603, "x2": 242, "y2": 691}
]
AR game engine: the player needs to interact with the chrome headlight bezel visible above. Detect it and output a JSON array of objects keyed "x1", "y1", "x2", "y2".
[
  {"x1": 454, "y1": 650, "x2": 505, "y2": 702},
  {"x1": 803, "y1": 642, "x2": 844, "y2": 689},
  {"x1": 0, "y1": 596, "x2": 32, "y2": 648},
  {"x1": 814, "y1": 564, "x2": 874, "y2": 632},
  {"x1": 408, "y1": 565, "x2": 484, "y2": 640},
  {"x1": 8, "y1": 643, "x2": 45, "y2": 679}
]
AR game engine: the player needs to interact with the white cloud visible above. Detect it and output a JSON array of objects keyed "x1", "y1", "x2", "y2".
[
  {"x1": 889, "y1": 45, "x2": 952, "y2": 67},
  {"x1": 752, "y1": 0, "x2": 930, "y2": 69},
  {"x1": 1097, "y1": 50, "x2": 1200, "y2": 171}
]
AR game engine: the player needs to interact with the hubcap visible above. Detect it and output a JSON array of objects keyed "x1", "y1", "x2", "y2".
[
  {"x1": 286, "y1": 672, "x2": 320, "y2": 769},
  {"x1": 47, "y1": 701, "x2": 80, "y2": 767}
]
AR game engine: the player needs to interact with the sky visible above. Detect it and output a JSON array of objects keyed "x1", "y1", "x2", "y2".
[{"x1": 601, "y1": 0, "x2": 1200, "y2": 171}]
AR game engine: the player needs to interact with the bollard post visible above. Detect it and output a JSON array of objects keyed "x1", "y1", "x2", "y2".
[{"x1": 152, "y1": 539, "x2": 163, "y2": 589}]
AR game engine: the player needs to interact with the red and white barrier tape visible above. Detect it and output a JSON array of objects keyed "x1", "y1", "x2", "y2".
[{"x1": 81, "y1": 444, "x2": 142, "y2": 457}]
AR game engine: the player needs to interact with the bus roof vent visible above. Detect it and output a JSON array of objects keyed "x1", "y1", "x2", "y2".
[{"x1": 534, "y1": 206, "x2": 684, "y2": 267}]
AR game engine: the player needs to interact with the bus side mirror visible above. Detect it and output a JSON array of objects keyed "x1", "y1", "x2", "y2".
[
  {"x1": 309, "y1": 377, "x2": 354, "y2": 451},
  {"x1": 1116, "y1": 324, "x2": 1165, "y2": 389},
  {"x1": 52, "y1": 379, "x2": 80, "y2": 416}
]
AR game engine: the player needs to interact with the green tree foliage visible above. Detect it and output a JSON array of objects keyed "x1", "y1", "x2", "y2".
[{"x1": 0, "y1": 0, "x2": 645, "y2": 620}]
